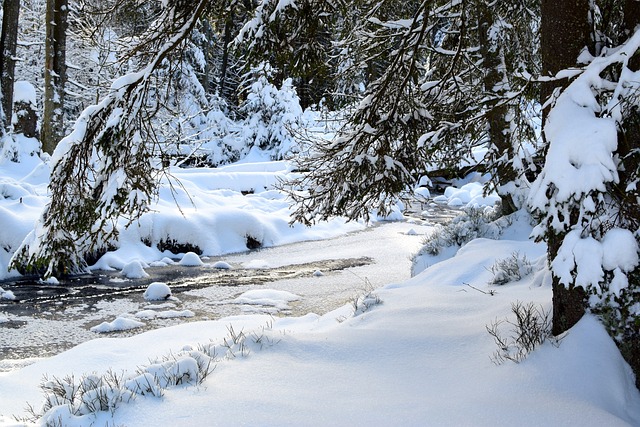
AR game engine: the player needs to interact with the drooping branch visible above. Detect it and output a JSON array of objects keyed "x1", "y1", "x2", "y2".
[{"x1": 10, "y1": 0, "x2": 209, "y2": 277}]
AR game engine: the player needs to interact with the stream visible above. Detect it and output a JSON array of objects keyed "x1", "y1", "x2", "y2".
[{"x1": 0, "y1": 204, "x2": 460, "y2": 372}]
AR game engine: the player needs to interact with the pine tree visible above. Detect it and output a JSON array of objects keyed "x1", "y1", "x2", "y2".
[{"x1": 10, "y1": 0, "x2": 210, "y2": 277}]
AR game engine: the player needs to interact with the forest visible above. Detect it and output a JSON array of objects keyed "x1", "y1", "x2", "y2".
[{"x1": 0, "y1": 0, "x2": 639, "y2": 405}]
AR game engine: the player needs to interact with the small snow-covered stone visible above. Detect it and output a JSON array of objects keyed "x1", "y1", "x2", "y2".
[
  {"x1": 313, "y1": 270, "x2": 324, "y2": 277},
  {"x1": 0, "y1": 287, "x2": 15, "y2": 300},
  {"x1": 90, "y1": 317, "x2": 145, "y2": 333},
  {"x1": 144, "y1": 282, "x2": 172, "y2": 301},
  {"x1": 212, "y1": 261, "x2": 232, "y2": 270},
  {"x1": 179, "y1": 252, "x2": 204, "y2": 267},
  {"x1": 121, "y1": 260, "x2": 150, "y2": 279},
  {"x1": 406, "y1": 229, "x2": 418, "y2": 236}
]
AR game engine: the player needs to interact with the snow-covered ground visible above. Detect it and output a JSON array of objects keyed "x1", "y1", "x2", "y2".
[
  {"x1": 1, "y1": 144, "x2": 639, "y2": 426},
  {"x1": 1, "y1": 213, "x2": 639, "y2": 426}
]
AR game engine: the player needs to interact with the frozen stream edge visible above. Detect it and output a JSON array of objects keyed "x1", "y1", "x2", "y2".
[{"x1": 0, "y1": 218, "x2": 439, "y2": 372}]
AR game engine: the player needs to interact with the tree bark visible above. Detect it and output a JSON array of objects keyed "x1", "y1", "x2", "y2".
[
  {"x1": 541, "y1": 0, "x2": 591, "y2": 335},
  {"x1": 477, "y1": 3, "x2": 517, "y2": 215},
  {"x1": 0, "y1": 0, "x2": 21, "y2": 130},
  {"x1": 41, "y1": 0, "x2": 68, "y2": 154},
  {"x1": 541, "y1": 0, "x2": 591, "y2": 118}
]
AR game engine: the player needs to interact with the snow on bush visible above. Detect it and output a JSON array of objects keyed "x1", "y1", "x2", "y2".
[
  {"x1": 90, "y1": 317, "x2": 146, "y2": 333},
  {"x1": 120, "y1": 260, "x2": 150, "y2": 279},
  {"x1": 143, "y1": 282, "x2": 172, "y2": 301}
]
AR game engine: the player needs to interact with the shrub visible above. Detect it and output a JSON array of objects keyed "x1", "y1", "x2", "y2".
[
  {"x1": 486, "y1": 301, "x2": 557, "y2": 364},
  {"x1": 488, "y1": 251, "x2": 533, "y2": 286}
]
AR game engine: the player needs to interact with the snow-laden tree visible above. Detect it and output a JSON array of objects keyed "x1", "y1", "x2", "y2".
[
  {"x1": 235, "y1": 0, "x2": 337, "y2": 108},
  {"x1": 531, "y1": 0, "x2": 640, "y2": 388},
  {"x1": 237, "y1": 62, "x2": 302, "y2": 160},
  {"x1": 10, "y1": 0, "x2": 209, "y2": 277},
  {"x1": 286, "y1": 0, "x2": 540, "y2": 224}
]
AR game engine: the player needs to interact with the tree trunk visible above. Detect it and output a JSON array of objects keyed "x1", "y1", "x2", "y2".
[
  {"x1": 41, "y1": 0, "x2": 68, "y2": 154},
  {"x1": 477, "y1": 3, "x2": 517, "y2": 215},
  {"x1": 0, "y1": 0, "x2": 21, "y2": 130},
  {"x1": 541, "y1": 0, "x2": 591, "y2": 119},
  {"x1": 541, "y1": 0, "x2": 591, "y2": 335}
]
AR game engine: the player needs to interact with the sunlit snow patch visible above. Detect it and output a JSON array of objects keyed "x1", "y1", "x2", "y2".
[
  {"x1": 233, "y1": 289, "x2": 301, "y2": 310},
  {"x1": 90, "y1": 317, "x2": 145, "y2": 333},
  {"x1": 144, "y1": 282, "x2": 172, "y2": 301},
  {"x1": 243, "y1": 259, "x2": 271, "y2": 269}
]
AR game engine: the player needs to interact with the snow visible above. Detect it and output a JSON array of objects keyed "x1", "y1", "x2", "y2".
[
  {"x1": 89, "y1": 317, "x2": 146, "y2": 333},
  {"x1": 143, "y1": 282, "x2": 172, "y2": 301},
  {"x1": 0, "y1": 287, "x2": 15, "y2": 301},
  {"x1": 120, "y1": 260, "x2": 150, "y2": 279},
  {"x1": 211, "y1": 261, "x2": 232, "y2": 269},
  {"x1": 12, "y1": 81, "x2": 37, "y2": 105},
  {"x1": 233, "y1": 289, "x2": 301, "y2": 310},
  {"x1": 1, "y1": 219, "x2": 639, "y2": 426},
  {"x1": 178, "y1": 252, "x2": 203, "y2": 267}
]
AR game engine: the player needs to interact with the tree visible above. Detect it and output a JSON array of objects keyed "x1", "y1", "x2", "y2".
[
  {"x1": 530, "y1": 0, "x2": 640, "y2": 387},
  {"x1": 286, "y1": 0, "x2": 539, "y2": 224},
  {"x1": 0, "y1": 0, "x2": 21, "y2": 131},
  {"x1": 10, "y1": 0, "x2": 210, "y2": 277},
  {"x1": 41, "y1": 0, "x2": 68, "y2": 154}
]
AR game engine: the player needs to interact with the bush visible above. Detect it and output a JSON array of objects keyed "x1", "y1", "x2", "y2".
[
  {"x1": 488, "y1": 251, "x2": 533, "y2": 286},
  {"x1": 486, "y1": 301, "x2": 557, "y2": 364},
  {"x1": 416, "y1": 206, "x2": 502, "y2": 257}
]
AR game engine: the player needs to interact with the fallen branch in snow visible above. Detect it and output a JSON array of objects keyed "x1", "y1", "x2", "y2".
[{"x1": 464, "y1": 282, "x2": 496, "y2": 296}]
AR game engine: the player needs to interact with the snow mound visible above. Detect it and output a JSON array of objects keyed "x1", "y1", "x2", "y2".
[
  {"x1": 90, "y1": 317, "x2": 145, "y2": 333},
  {"x1": 313, "y1": 269, "x2": 324, "y2": 277},
  {"x1": 212, "y1": 261, "x2": 232, "y2": 269},
  {"x1": 234, "y1": 289, "x2": 301, "y2": 310},
  {"x1": 121, "y1": 260, "x2": 149, "y2": 279},
  {"x1": 143, "y1": 282, "x2": 172, "y2": 301},
  {"x1": 179, "y1": 252, "x2": 204, "y2": 267},
  {"x1": 435, "y1": 181, "x2": 500, "y2": 208}
]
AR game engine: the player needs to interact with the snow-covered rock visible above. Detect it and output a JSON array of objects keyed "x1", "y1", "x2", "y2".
[
  {"x1": 0, "y1": 287, "x2": 15, "y2": 300},
  {"x1": 179, "y1": 252, "x2": 204, "y2": 267},
  {"x1": 121, "y1": 260, "x2": 149, "y2": 279},
  {"x1": 143, "y1": 282, "x2": 172, "y2": 301},
  {"x1": 212, "y1": 261, "x2": 232, "y2": 269}
]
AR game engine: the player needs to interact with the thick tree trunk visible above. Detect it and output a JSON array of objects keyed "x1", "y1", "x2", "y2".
[
  {"x1": 541, "y1": 0, "x2": 591, "y2": 118},
  {"x1": 41, "y1": 0, "x2": 68, "y2": 154},
  {"x1": 0, "y1": 0, "x2": 21, "y2": 130},
  {"x1": 541, "y1": 0, "x2": 591, "y2": 335}
]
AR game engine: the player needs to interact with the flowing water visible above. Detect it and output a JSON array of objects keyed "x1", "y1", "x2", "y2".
[{"x1": 0, "y1": 203, "x2": 460, "y2": 372}]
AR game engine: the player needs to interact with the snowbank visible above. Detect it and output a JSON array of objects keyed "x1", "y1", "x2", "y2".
[
  {"x1": 0, "y1": 153, "x2": 365, "y2": 279},
  {"x1": 1, "y1": 224, "x2": 638, "y2": 426}
]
